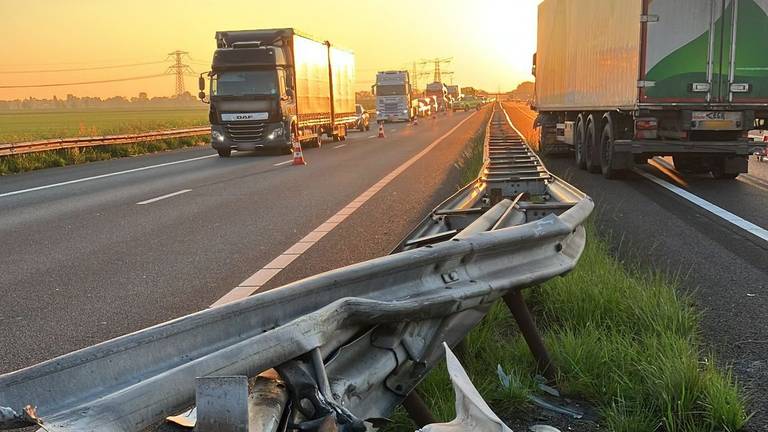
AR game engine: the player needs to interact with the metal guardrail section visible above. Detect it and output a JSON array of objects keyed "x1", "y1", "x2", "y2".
[
  {"x1": 0, "y1": 127, "x2": 211, "y2": 157},
  {"x1": 0, "y1": 104, "x2": 593, "y2": 432}
]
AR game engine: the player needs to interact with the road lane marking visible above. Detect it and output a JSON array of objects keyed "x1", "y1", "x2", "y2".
[
  {"x1": 273, "y1": 160, "x2": 292, "y2": 166},
  {"x1": 0, "y1": 154, "x2": 217, "y2": 199},
  {"x1": 210, "y1": 111, "x2": 480, "y2": 307},
  {"x1": 333, "y1": 144, "x2": 346, "y2": 149},
  {"x1": 136, "y1": 189, "x2": 192, "y2": 205},
  {"x1": 636, "y1": 170, "x2": 768, "y2": 242}
]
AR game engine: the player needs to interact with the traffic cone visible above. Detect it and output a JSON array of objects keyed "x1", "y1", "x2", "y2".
[
  {"x1": 378, "y1": 122, "x2": 385, "y2": 138},
  {"x1": 413, "y1": 117, "x2": 419, "y2": 126},
  {"x1": 292, "y1": 140, "x2": 306, "y2": 166}
]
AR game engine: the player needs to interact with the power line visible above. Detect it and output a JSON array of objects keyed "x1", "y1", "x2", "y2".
[
  {"x1": 0, "y1": 61, "x2": 167, "y2": 74},
  {"x1": 0, "y1": 74, "x2": 168, "y2": 89}
]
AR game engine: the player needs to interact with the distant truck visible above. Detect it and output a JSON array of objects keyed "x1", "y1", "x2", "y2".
[
  {"x1": 447, "y1": 85, "x2": 461, "y2": 102},
  {"x1": 372, "y1": 71, "x2": 414, "y2": 122},
  {"x1": 426, "y1": 82, "x2": 449, "y2": 112},
  {"x1": 533, "y1": 0, "x2": 768, "y2": 179},
  {"x1": 199, "y1": 28, "x2": 356, "y2": 157}
]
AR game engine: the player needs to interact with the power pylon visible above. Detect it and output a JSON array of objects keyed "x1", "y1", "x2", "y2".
[
  {"x1": 419, "y1": 57, "x2": 453, "y2": 83},
  {"x1": 165, "y1": 50, "x2": 196, "y2": 96}
]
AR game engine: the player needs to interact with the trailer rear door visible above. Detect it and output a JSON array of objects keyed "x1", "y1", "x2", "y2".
[
  {"x1": 727, "y1": 0, "x2": 768, "y2": 103},
  {"x1": 642, "y1": 0, "x2": 768, "y2": 105}
]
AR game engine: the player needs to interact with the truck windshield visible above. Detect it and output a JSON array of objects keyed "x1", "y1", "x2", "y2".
[
  {"x1": 212, "y1": 71, "x2": 277, "y2": 96},
  {"x1": 376, "y1": 84, "x2": 407, "y2": 96}
]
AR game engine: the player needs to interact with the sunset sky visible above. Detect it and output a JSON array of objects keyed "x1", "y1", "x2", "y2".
[{"x1": 0, "y1": 0, "x2": 541, "y2": 100}]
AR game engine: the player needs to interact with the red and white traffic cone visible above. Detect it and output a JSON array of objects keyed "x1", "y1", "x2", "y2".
[
  {"x1": 377, "y1": 122, "x2": 385, "y2": 138},
  {"x1": 292, "y1": 140, "x2": 306, "y2": 166}
]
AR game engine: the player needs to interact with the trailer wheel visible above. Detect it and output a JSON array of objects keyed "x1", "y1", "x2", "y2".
[
  {"x1": 574, "y1": 116, "x2": 587, "y2": 170},
  {"x1": 584, "y1": 115, "x2": 601, "y2": 173},
  {"x1": 599, "y1": 123, "x2": 622, "y2": 179}
]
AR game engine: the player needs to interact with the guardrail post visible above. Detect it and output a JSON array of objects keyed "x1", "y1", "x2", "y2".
[
  {"x1": 503, "y1": 290, "x2": 556, "y2": 382},
  {"x1": 402, "y1": 391, "x2": 437, "y2": 427}
]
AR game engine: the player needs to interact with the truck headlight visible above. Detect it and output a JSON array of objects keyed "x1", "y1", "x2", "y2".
[
  {"x1": 212, "y1": 130, "x2": 225, "y2": 142},
  {"x1": 402, "y1": 110, "x2": 408, "y2": 114},
  {"x1": 267, "y1": 127, "x2": 284, "y2": 140}
]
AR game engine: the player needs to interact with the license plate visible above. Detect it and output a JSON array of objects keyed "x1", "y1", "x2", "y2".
[
  {"x1": 691, "y1": 111, "x2": 741, "y2": 130},
  {"x1": 221, "y1": 112, "x2": 268, "y2": 122}
]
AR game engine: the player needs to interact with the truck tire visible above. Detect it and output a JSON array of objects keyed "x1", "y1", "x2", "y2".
[
  {"x1": 217, "y1": 148, "x2": 231, "y2": 158},
  {"x1": 600, "y1": 122, "x2": 623, "y2": 179},
  {"x1": 574, "y1": 116, "x2": 587, "y2": 170},
  {"x1": 711, "y1": 157, "x2": 740, "y2": 179},
  {"x1": 584, "y1": 115, "x2": 601, "y2": 173}
]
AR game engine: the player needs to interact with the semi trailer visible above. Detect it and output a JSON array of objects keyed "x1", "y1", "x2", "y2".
[
  {"x1": 426, "y1": 82, "x2": 449, "y2": 112},
  {"x1": 199, "y1": 28, "x2": 356, "y2": 157},
  {"x1": 372, "y1": 70, "x2": 414, "y2": 123},
  {"x1": 533, "y1": 0, "x2": 768, "y2": 178}
]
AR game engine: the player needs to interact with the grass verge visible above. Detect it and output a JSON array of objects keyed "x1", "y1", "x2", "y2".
[
  {"x1": 383, "y1": 121, "x2": 748, "y2": 431},
  {"x1": 0, "y1": 136, "x2": 210, "y2": 175}
]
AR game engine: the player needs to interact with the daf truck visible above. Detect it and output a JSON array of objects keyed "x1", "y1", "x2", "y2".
[
  {"x1": 533, "y1": 0, "x2": 768, "y2": 179},
  {"x1": 372, "y1": 71, "x2": 414, "y2": 122},
  {"x1": 199, "y1": 28, "x2": 356, "y2": 157}
]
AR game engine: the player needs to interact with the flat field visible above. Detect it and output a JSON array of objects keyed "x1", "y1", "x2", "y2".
[{"x1": 0, "y1": 108, "x2": 209, "y2": 143}]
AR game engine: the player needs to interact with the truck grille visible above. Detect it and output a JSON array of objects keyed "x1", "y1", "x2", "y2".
[
  {"x1": 225, "y1": 122, "x2": 265, "y2": 143},
  {"x1": 384, "y1": 103, "x2": 399, "y2": 113}
]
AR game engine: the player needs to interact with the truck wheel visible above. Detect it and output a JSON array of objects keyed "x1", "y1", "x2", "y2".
[
  {"x1": 584, "y1": 116, "x2": 601, "y2": 173},
  {"x1": 574, "y1": 117, "x2": 587, "y2": 170},
  {"x1": 217, "y1": 148, "x2": 231, "y2": 158},
  {"x1": 599, "y1": 123, "x2": 622, "y2": 179},
  {"x1": 315, "y1": 133, "x2": 323, "y2": 147},
  {"x1": 711, "y1": 157, "x2": 739, "y2": 179}
]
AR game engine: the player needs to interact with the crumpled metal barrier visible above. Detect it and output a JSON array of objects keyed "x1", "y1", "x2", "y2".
[{"x1": 0, "y1": 104, "x2": 593, "y2": 431}]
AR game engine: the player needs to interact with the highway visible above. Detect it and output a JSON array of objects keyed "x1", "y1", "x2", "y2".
[
  {"x1": 0, "y1": 109, "x2": 487, "y2": 373},
  {"x1": 504, "y1": 102, "x2": 768, "y2": 428}
]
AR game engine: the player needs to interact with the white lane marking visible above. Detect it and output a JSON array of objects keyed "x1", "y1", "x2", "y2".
[
  {"x1": 0, "y1": 154, "x2": 217, "y2": 199},
  {"x1": 210, "y1": 111, "x2": 480, "y2": 307},
  {"x1": 273, "y1": 160, "x2": 292, "y2": 166},
  {"x1": 136, "y1": 189, "x2": 192, "y2": 205},
  {"x1": 333, "y1": 144, "x2": 346, "y2": 149},
  {"x1": 636, "y1": 170, "x2": 768, "y2": 242},
  {"x1": 367, "y1": 135, "x2": 376, "y2": 139}
]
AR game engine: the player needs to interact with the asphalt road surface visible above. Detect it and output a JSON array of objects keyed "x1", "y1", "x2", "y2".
[
  {"x1": 504, "y1": 102, "x2": 768, "y2": 431},
  {"x1": 0, "y1": 109, "x2": 489, "y2": 373}
]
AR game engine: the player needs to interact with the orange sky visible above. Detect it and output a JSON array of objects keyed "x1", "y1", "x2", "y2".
[{"x1": 0, "y1": 0, "x2": 541, "y2": 100}]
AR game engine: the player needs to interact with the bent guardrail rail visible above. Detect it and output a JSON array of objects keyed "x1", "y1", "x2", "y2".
[
  {"x1": 0, "y1": 127, "x2": 211, "y2": 157},
  {"x1": 0, "y1": 104, "x2": 593, "y2": 432}
]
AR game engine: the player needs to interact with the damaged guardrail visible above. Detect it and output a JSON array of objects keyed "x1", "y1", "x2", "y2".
[{"x1": 0, "y1": 103, "x2": 593, "y2": 432}]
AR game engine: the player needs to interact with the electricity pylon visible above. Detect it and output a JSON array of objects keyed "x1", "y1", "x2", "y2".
[{"x1": 166, "y1": 50, "x2": 196, "y2": 96}]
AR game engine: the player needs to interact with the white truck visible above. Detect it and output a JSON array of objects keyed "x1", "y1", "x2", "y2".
[{"x1": 373, "y1": 71, "x2": 414, "y2": 122}]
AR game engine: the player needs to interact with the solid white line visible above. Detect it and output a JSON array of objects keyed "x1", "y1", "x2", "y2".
[
  {"x1": 0, "y1": 154, "x2": 217, "y2": 199},
  {"x1": 210, "y1": 111, "x2": 480, "y2": 308},
  {"x1": 636, "y1": 170, "x2": 768, "y2": 242},
  {"x1": 136, "y1": 189, "x2": 192, "y2": 205},
  {"x1": 273, "y1": 160, "x2": 292, "y2": 166},
  {"x1": 333, "y1": 144, "x2": 346, "y2": 149},
  {"x1": 367, "y1": 135, "x2": 376, "y2": 139}
]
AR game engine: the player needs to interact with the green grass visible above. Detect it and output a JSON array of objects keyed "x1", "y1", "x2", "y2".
[
  {"x1": 0, "y1": 107, "x2": 209, "y2": 143},
  {"x1": 0, "y1": 108, "x2": 211, "y2": 175},
  {"x1": 382, "y1": 117, "x2": 748, "y2": 431},
  {"x1": 0, "y1": 136, "x2": 210, "y2": 175}
]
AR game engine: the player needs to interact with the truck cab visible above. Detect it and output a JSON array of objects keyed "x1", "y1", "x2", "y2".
[
  {"x1": 373, "y1": 71, "x2": 413, "y2": 123},
  {"x1": 202, "y1": 34, "x2": 295, "y2": 157}
]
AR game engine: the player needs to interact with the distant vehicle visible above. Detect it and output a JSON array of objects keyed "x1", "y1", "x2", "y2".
[
  {"x1": 426, "y1": 82, "x2": 449, "y2": 112},
  {"x1": 372, "y1": 71, "x2": 414, "y2": 123},
  {"x1": 427, "y1": 96, "x2": 439, "y2": 115},
  {"x1": 353, "y1": 104, "x2": 370, "y2": 131},
  {"x1": 413, "y1": 98, "x2": 431, "y2": 117},
  {"x1": 446, "y1": 84, "x2": 461, "y2": 102},
  {"x1": 534, "y1": 0, "x2": 768, "y2": 179},
  {"x1": 453, "y1": 95, "x2": 482, "y2": 111},
  {"x1": 200, "y1": 28, "x2": 356, "y2": 156}
]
